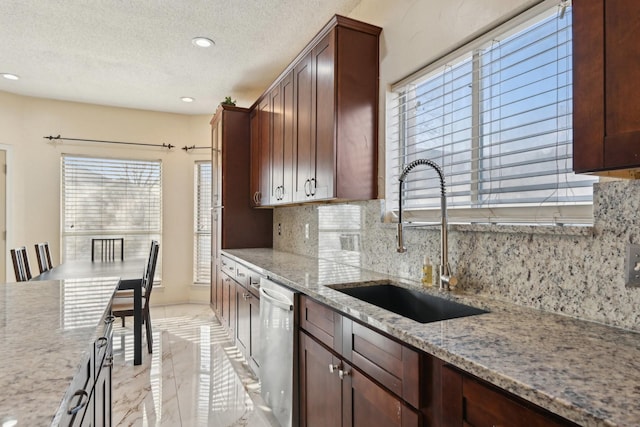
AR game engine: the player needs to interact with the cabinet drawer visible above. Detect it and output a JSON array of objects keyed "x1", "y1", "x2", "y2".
[
  {"x1": 220, "y1": 255, "x2": 236, "y2": 276},
  {"x1": 236, "y1": 263, "x2": 262, "y2": 297},
  {"x1": 235, "y1": 263, "x2": 250, "y2": 287},
  {"x1": 463, "y1": 375, "x2": 578, "y2": 427},
  {"x1": 299, "y1": 295, "x2": 342, "y2": 351},
  {"x1": 346, "y1": 321, "x2": 420, "y2": 409}
]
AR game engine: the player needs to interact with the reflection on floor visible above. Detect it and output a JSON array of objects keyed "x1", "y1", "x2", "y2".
[{"x1": 111, "y1": 304, "x2": 278, "y2": 427}]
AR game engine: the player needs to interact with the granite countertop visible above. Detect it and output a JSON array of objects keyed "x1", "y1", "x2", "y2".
[
  {"x1": 223, "y1": 248, "x2": 640, "y2": 427},
  {"x1": 0, "y1": 278, "x2": 117, "y2": 426}
]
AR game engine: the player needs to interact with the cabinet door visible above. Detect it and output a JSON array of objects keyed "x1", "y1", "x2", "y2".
[
  {"x1": 249, "y1": 294, "x2": 261, "y2": 370},
  {"x1": 573, "y1": 0, "x2": 640, "y2": 173},
  {"x1": 345, "y1": 363, "x2": 419, "y2": 427},
  {"x1": 270, "y1": 83, "x2": 284, "y2": 204},
  {"x1": 94, "y1": 359, "x2": 112, "y2": 427},
  {"x1": 258, "y1": 97, "x2": 272, "y2": 205},
  {"x1": 294, "y1": 51, "x2": 315, "y2": 202},
  {"x1": 299, "y1": 332, "x2": 343, "y2": 427},
  {"x1": 211, "y1": 118, "x2": 222, "y2": 310},
  {"x1": 311, "y1": 31, "x2": 335, "y2": 201},
  {"x1": 237, "y1": 283, "x2": 251, "y2": 356},
  {"x1": 229, "y1": 278, "x2": 237, "y2": 337},
  {"x1": 249, "y1": 109, "x2": 262, "y2": 207},
  {"x1": 273, "y1": 71, "x2": 295, "y2": 204},
  {"x1": 294, "y1": 32, "x2": 336, "y2": 202}
]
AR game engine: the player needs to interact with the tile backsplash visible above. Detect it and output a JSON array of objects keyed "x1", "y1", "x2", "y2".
[{"x1": 274, "y1": 180, "x2": 640, "y2": 332}]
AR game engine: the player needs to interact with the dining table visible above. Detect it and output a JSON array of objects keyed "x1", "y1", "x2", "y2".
[{"x1": 32, "y1": 258, "x2": 147, "y2": 365}]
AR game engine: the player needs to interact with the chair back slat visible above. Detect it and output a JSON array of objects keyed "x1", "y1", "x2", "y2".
[
  {"x1": 143, "y1": 241, "x2": 160, "y2": 296},
  {"x1": 35, "y1": 242, "x2": 53, "y2": 274},
  {"x1": 10, "y1": 247, "x2": 32, "y2": 282},
  {"x1": 91, "y1": 238, "x2": 124, "y2": 262}
]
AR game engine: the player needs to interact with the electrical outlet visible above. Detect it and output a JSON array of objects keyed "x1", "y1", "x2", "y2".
[
  {"x1": 305, "y1": 223, "x2": 309, "y2": 240},
  {"x1": 625, "y1": 244, "x2": 640, "y2": 287},
  {"x1": 278, "y1": 223, "x2": 282, "y2": 236}
]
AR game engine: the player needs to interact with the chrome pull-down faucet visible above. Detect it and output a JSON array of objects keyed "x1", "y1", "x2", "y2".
[{"x1": 397, "y1": 159, "x2": 457, "y2": 290}]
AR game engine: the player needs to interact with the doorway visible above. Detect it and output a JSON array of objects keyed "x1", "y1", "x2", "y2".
[{"x1": 0, "y1": 149, "x2": 5, "y2": 281}]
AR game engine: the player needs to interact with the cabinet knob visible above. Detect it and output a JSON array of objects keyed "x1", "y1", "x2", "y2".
[
  {"x1": 329, "y1": 363, "x2": 340, "y2": 374},
  {"x1": 243, "y1": 292, "x2": 252, "y2": 300},
  {"x1": 338, "y1": 369, "x2": 351, "y2": 380}
]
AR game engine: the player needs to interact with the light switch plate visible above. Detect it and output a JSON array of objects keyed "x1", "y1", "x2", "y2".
[{"x1": 625, "y1": 244, "x2": 640, "y2": 287}]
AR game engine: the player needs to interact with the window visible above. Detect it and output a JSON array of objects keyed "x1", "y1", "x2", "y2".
[
  {"x1": 387, "y1": 1, "x2": 596, "y2": 225},
  {"x1": 194, "y1": 161, "x2": 211, "y2": 284},
  {"x1": 62, "y1": 155, "x2": 162, "y2": 267}
]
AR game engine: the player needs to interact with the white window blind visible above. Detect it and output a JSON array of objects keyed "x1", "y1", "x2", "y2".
[
  {"x1": 194, "y1": 161, "x2": 211, "y2": 284},
  {"x1": 387, "y1": 1, "x2": 597, "y2": 225},
  {"x1": 62, "y1": 155, "x2": 162, "y2": 267}
]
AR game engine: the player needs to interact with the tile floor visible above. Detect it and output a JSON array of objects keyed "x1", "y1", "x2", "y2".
[{"x1": 111, "y1": 304, "x2": 279, "y2": 427}]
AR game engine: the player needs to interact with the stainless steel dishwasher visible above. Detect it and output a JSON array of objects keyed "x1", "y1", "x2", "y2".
[{"x1": 259, "y1": 277, "x2": 298, "y2": 427}]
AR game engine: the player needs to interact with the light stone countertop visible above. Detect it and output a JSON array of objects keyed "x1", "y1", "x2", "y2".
[
  {"x1": 223, "y1": 248, "x2": 640, "y2": 427},
  {"x1": 0, "y1": 278, "x2": 117, "y2": 426}
]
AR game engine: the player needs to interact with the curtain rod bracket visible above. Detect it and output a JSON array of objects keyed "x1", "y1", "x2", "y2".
[{"x1": 182, "y1": 145, "x2": 211, "y2": 152}]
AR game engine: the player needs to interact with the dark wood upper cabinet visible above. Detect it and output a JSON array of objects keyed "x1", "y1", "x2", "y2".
[
  {"x1": 573, "y1": 0, "x2": 640, "y2": 176},
  {"x1": 251, "y1": 15, "x2": 381, "y2": 206}
]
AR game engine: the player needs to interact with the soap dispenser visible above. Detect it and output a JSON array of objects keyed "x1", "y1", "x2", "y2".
[{"x1": 421, "y1": 255, "x2": 433, "y2": 287}]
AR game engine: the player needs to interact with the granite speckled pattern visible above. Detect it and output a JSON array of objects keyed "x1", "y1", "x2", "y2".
[
  {"x1": 273, "y1": 180, "x2": 640, "y2": 332},
  {"x1": 223, "y1": 248, "x2": 640, "y2": 427},
  {"x1": 0, "y1": 278, "x2": 117, "y2": 426}
]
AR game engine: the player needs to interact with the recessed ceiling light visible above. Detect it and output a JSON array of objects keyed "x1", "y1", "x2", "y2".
[
  {"x1": 192, "y1": 37, "x2": 215, "y2": 48},
  {"x1": 181, "y1": 97, "x2": 195, "y2": 103},
  {"x1": 1, "y1": 73, "x2": 19, "y2": 80}
]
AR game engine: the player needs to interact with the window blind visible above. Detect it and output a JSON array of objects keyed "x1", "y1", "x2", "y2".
[
  {"x1": 194, "y1": 161, "x2": 212, "y2": 284},
  {"x1": 61, "y1": 155, "x2": 162, "y2": 267},
  {"x1": 386, "y1": 1, "x2": 597, "y2": 225}
]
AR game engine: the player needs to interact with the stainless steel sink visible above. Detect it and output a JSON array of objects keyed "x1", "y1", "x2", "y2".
[{"x1": 333, "y1": 284, "x2": 488, "y2": 324}]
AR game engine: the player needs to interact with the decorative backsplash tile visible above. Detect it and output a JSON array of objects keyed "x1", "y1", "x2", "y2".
[{"x1": 274, "y1": 180, "x2": 640, "y2": 331}]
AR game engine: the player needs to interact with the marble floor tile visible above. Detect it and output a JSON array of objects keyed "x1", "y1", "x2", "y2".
[{"x1": 111, "y1": 304, "x2": 278, "y2": 427}]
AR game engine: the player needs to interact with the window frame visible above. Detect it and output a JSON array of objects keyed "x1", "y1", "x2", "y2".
[
  {"x1": 60, "y1": 154, "x2": 163, "y2": 271},
  {"x1": 193, "y1": 161, "x2": 212, "y2": 285},
  {"x1": 386, "y1": 0, "x2": 595, "y2": 226}
]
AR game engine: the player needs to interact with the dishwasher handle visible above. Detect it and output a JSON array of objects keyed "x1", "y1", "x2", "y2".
[{"x1": 259, "y1": 286, "x2": 293, "y2": 311}]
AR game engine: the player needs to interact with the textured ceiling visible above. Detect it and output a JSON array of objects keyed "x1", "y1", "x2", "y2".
[{"x1": 0, "y1": 0, "x2": 362, "y2": 114}]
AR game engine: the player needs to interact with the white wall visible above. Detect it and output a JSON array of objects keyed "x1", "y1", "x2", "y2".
[{"x1": 0, "y1": 90, "x2": 212, "y2": 304}]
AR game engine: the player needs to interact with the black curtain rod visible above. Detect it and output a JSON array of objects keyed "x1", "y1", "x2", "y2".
[
  {"x1": 182, "y1": 145, "x2": 211, "y2": 152},
  {"x1": 44, "y1": 135, "x2": 175, "y2": 149}
]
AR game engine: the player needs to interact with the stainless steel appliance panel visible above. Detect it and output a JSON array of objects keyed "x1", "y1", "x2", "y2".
[{"x1": 259, "y1": 278, "x2": 298, "y2": 427}]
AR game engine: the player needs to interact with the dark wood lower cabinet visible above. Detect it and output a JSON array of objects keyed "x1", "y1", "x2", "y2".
[
  {"x1": 348, "y1": 365, "x2": 419, "y2": 427},
  {"x1": 299, "y1": 332, "x2": 343, "y2": 427},
  {"x1": 442, "y1": 366, "x2": 580, "y2": 427},
  {"x1": 235, "y1": 274, "x2": 260, "y2": 374},
  {"x1": 299, "y1": 295, "x2": 579, "y2": 427}
]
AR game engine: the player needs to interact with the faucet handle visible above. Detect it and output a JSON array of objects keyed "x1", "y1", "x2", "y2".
[{"x1": 440, "y1": 274, "x2": 458, "y2": 290}]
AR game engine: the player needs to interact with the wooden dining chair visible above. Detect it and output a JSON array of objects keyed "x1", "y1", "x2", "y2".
[
  {"x1": 111, "y1": 240, "x2": 159, "y2": 354},
  {"x1": 34, "y1": 242, "x2": 53, "y2": 274},
  {"x1": 91, "y1": 238, "x2": 124, "y2": 262},
  {"x1": 10, "y1": 247, "x2": 32, "y2": 282}
]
